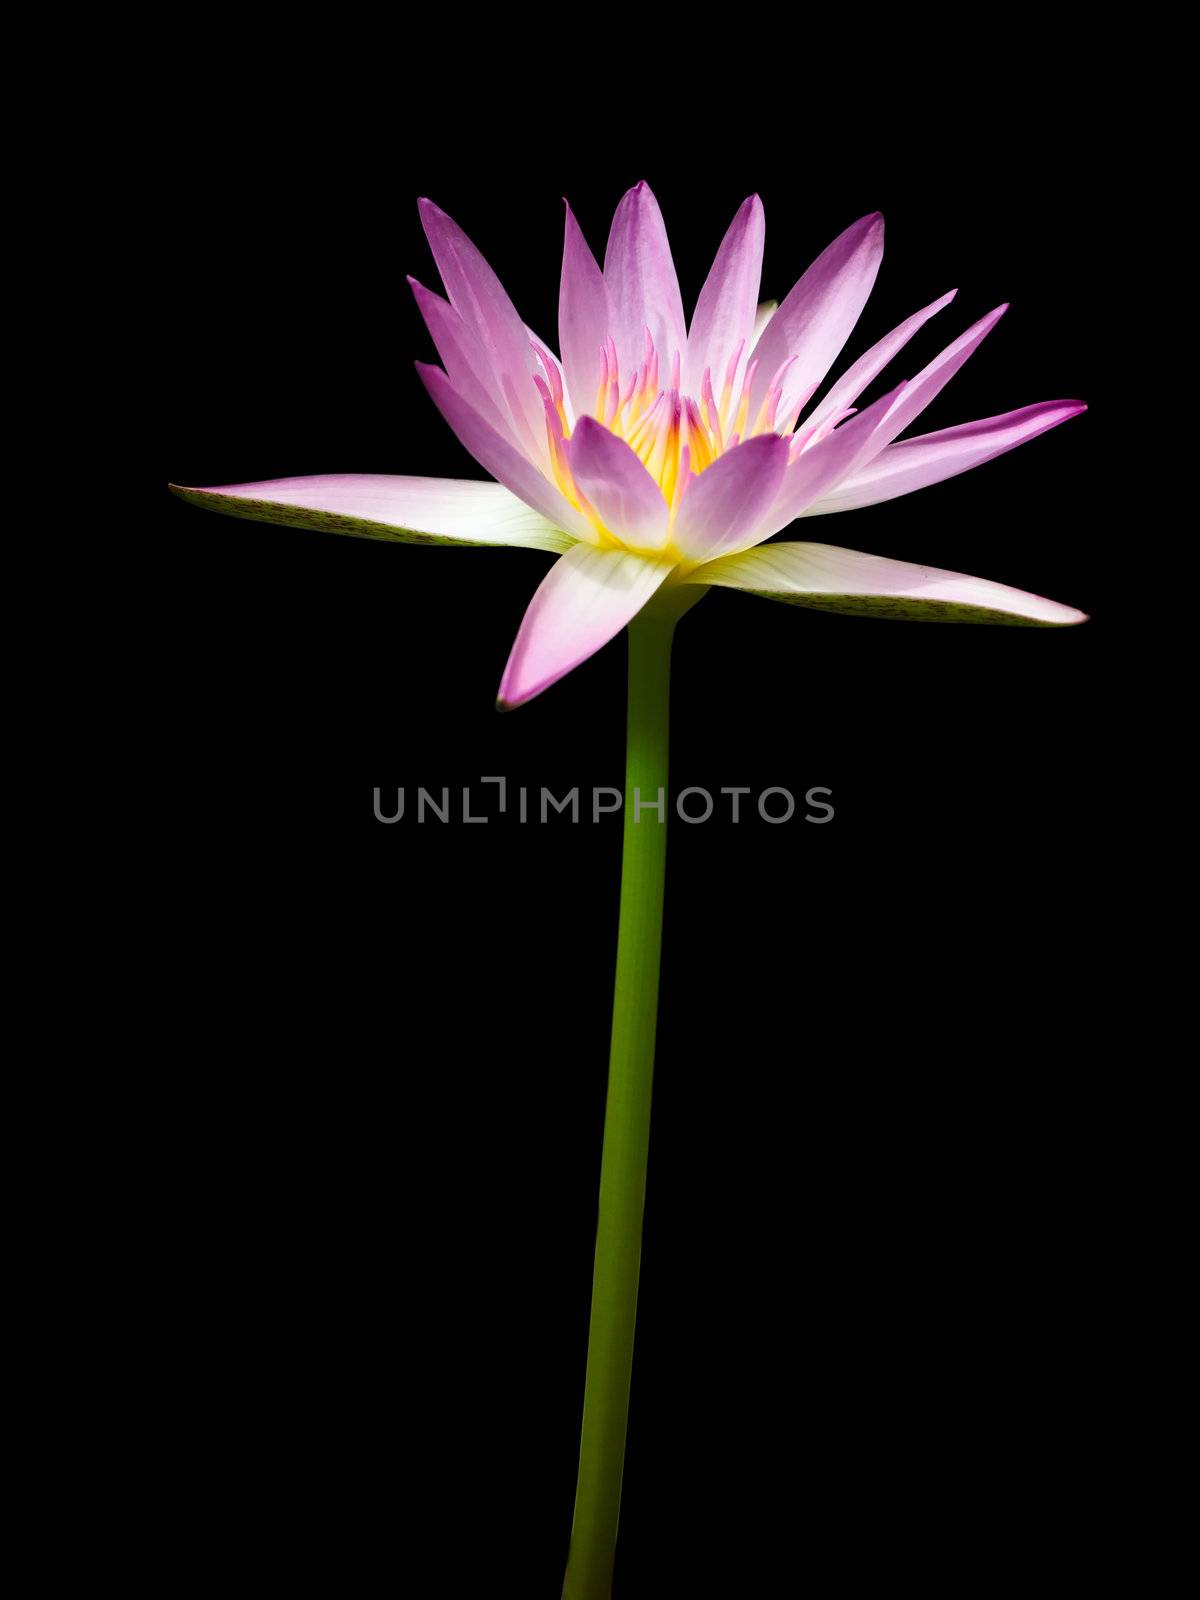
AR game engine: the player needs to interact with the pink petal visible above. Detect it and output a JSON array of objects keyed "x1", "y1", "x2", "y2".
[
  {"x1": 168, "y1": 475, "x2": 576, "y2": 551},
  {"x1": 497, "y1": 542, "x2": 674, "y2": 709},
  {"x1": 528, "y1": 330, "x2": 565, "y2": 394},
  {"x1": 417, "y1": 363, "x2": 594, "y2": 542},
  {"x1": 559, "y1": 203, "x2": 614, "y2": 425},
  {"x1": 603, "y1": 181, "x2": 687, "y2": 379},
  {"x1": 567, "y1": 416, "x2": 669, "y2": 550},
  {"x1": 851, "y1": 304, "x2": 1009, "y2": 466},
  {"x1": 803, "y1": 289, "x2": 958, "y2": 436},
  {"x1": 759, "y1": 382, "x2": 910, "y2": 535},
  {"x1": 683, "y1": 540, "x2": 1088, "y2": 625},
  {"x1": 409, "y1": 276, "x2": 522, "y2": 447},
  {"x1": 417, "y1": 198, "x2": 546, "y2": 459},
  {"x1": 683, "y1": 195, "x2": 766, "y2": 400},
  {"x1": 806, "y1": 401, "x2": 1087, "y2": 514},
  {"x1": 672, "y1": 434, "x2": 790, "y2": 562},
  {"x1": 748, "y1": 213, "x2": 884, "y2": 426}
]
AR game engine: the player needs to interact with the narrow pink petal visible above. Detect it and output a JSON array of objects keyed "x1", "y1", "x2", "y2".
[
  {"x1": 806, "y1": 401, "x2": 1087, "y2": 514},
  {"x1": 759, "y1": 382, "x2": 910, "y2": 536},
  {"x1": 418, "y1": 198, "x2": 545, "y2": 456},
  {"x1": 409, "y1": 276, "x2": 521, "y2": 445},
  {"x1": 803, "y1": 289, "x2": 957, "y2": 435},
  {"x1": 672, "y1": 434, "x2": 790, "y2": 561},
  {"x1": 559, "y1": 203, "x2": 614, "y2": 425},
  {"x1": 417, "y1": 363, "x2": 594, "y2": 541},
  {"x1": 683, "y1": 541, "x2": 1088, "y2": 626},
  {"x1": 497, "y1": 542, "x2": 674, "y2": 709},
  {"x1": 529, "y1": 332, "x2": 565, "y2": 400},
  {"x1": 567, "y1": 416, "x2": 670, "y2": 550},
  {"x1": 603, "y1": 182, "x2": 687, "y2": 379},
  {"x1": 851, "y1": 305, "x2": 1009, "y2": 467},
  {"x1": 168, "y1": 475, "x2": 576, "y2": 551},
  {"x1": 683, "y1": 195, "x2": 766, "y2": 399},
  {"x1": 748, "y1": 213, "x2": 884, "y2": 425}
]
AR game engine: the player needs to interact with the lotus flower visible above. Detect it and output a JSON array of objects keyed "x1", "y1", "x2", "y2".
[
  {"x1": 170, "y1": 183, "x2": 1087, "y2": 1600},
  {"x1": 172, "y1": 183, "x2": 1086, "y2": 711}
]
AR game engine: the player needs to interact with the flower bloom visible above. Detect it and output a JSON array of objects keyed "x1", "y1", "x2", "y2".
[{"x1": 173, "y1": 183, "x2": 1086, "y2": 707}]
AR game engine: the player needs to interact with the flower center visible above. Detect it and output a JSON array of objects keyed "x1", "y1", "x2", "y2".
[{"x1": 532, "y1": 330, "x2": 815, "y2": 548}]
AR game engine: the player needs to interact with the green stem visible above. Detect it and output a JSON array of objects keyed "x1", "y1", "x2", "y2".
[{"x1": 562, "y1": 589, "x2": 696, "y2": 1600}]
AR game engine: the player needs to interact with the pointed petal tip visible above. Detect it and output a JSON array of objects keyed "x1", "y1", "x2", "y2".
[
  {"x1": 974, "y1": 301, "x2": 1009, "y2": 334},
  {"x1": 496, "y1": 675, "x2": 546, "y2": 712},
  {"x1": 417, "y1": 196, "x2": 455, "y2": 232},
  {"x1": 622, "y1": 178, "x2": 658, "y2": 206},
  {"x1": 841, "y1": 210, "x2": 884, "y2": 241},
  {"x1": 1038, "y1": 600, "x2": 1089, "y2": 626},
  {"x1": 168, "y1": 480, "x2": 238, "y2": 506},
  {"x1": 957, "y1": 302, "x2": 1009, "y2": 340}
]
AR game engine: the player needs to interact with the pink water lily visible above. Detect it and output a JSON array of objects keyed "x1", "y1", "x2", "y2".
[
  {"x1": 171, "y1": 183, "x2": 1087, "y2": 1600},
  {"x1": 172, "y1": 183, "x2": 1086, "y2": 710}
]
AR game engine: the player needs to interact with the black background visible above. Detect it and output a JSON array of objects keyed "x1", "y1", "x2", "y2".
[{"x1": 150, "y1": 37, "x2": 1133, "y2": 1597}]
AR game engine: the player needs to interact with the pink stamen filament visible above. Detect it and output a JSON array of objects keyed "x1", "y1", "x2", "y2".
[{"x1": 560, "y1": 329, "x2": 811, "y2": 544}]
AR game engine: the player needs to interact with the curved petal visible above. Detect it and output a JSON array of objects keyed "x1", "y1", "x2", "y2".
[
  {"x1": 684, "y1": 195, "x2": 765, "y2": 398},
  {"x1": 559, "y1": 203, "x2": 613, "y2": 426},
  {"x1": 417, "y1": 198, "x2": 545, "y2": 462},
  {"x1": 803, "y1": 289, "x2": 957, "y2": 436},
  {"x1": 409, "y1": 276, "x2": 521, "y2": 446},
  {"x1": 748, "y1": 212, "x2": 884, "y2": 424},
  {"x1": 683, "y1": 540, "x2": 1087, "y2": 625},
  {"x1": 418, "y1": 363, "x2": 595, "y2": 542},
  {"x1": 806, "y1": 401, "x2": 1087, "y2": 514},
  {"x1": 603, "y1": 181, "x2": 686, "y2": 379},
  {"x1": 672, "y1": 434, "x2": 790, "y2": 561},
  {"x1": 497, "y1": 542, "x2": 674, "y2": 709},
  {"x1": 168, "y1": 475, "x2": 577, "y2": 551},
  {"x1": 568, "y1": 417, "x2": 669, "y2": 551}
]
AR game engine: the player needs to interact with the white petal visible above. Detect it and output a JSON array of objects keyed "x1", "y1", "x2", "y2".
[
  {"x1": 684, "y1": 540, "x2": 1087, "y2": 625},
  {"x1": 169, "y1": 475, "x2": 576, "y2": 551}
]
